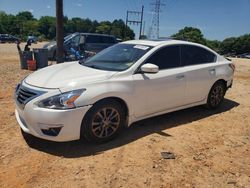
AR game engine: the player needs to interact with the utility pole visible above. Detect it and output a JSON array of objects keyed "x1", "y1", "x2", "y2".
[
  {"x1": 139, "y1": 5, "x2": 144, "y2": 39},
  {"x1": 125, "y1": 11, "x2": 129, "y2": 40},
  {"x1": 125, "y1": 5, "x2": 144, "y2": 39},
  {"x1": 56, "y1": 0, "x2": 64, "y2": 63},
  {"x1": 143, "y1": 21, "x2": 146, "y2": 36},
  {"x1": 148, "y1": 0, "x2": 165, "y2": 39}
]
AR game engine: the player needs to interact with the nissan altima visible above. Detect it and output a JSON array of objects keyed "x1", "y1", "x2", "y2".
[{"x1": 14, "y1": 39, "x2": 234, "y2": 143}]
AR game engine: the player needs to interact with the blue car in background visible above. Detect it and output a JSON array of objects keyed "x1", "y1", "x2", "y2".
[
  {"x1": 43, "y1": 32, "x2": 118, "y2": 60},
  {"x1": 0, "y1": 34, "x2": 20, "y2": 43}
]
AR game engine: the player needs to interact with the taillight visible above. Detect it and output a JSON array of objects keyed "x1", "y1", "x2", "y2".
[{"x1": 229, "y1": 63, "x2": 235, "y2": 72}]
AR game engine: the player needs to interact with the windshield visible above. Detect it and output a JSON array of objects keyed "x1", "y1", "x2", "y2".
[
  {"x1": 82, "y1": 43, "x2": 152, "y2": 71},
  {"x1": 64, "y1": 33, "x2": 77, "y2": 41}
]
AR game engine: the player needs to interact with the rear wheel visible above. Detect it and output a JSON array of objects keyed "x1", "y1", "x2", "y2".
[
  {"x1": 206, "y1": 81, "x2": 226, "y2": 109},
  {"x1": 81, "y1": 100, "x2": 125, "y2": 143}
]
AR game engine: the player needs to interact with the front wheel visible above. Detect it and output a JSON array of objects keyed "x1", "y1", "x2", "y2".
[
  {"x1": 53, "y1": 50, "x2": 67, "y2": 61},
  {"x1": 206, "y1": 81, "x2": 226, "y2": 109},
  {"x1": 81, "y1": 100, "x2": 125, "y2": 143}
]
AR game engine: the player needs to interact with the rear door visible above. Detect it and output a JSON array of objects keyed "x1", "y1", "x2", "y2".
[
  {"x1": 132, "y1": 45, "x2": 187, "y2": 117},
  {"x1": 181, "y1": 45, "x2": 217, "y2": 104},
  {"x1": 85, "y1": 35, "x2": 103, "y2": 52}
]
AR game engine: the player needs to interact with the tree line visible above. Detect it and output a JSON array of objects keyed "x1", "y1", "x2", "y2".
[
  {"x1": 172, "y1": 27, "x2": 250, "y2": 55},
  {"x1": 0, "y1": 11, "x2": 135, "y2": 41},
  {"x1": 0, "y1": 11, "x2": 249, "y2": 55}
]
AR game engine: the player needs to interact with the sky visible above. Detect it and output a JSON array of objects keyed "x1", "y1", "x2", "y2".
[{"x1": 0, "y1": 0, "x2": 250, "y2": 40}]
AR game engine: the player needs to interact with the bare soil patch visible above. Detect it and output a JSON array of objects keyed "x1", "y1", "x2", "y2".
[{"x1": 0, "y1": 43, "x2": 249, "y2": 188}]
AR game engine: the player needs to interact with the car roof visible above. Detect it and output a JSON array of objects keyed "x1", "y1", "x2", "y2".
[
  {"x1": 122, "y1": 39, "x2": 205, "y2": 47},
  {"x1": 74, "y1": 32, "x2": 115, "y2": 38}
]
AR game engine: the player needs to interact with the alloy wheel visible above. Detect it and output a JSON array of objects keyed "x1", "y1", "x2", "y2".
[
  {"x1": 210, "y1": 85, "x2": 224, "y2": 107},
  {"x1": 91, "y1": 107, "x2": 120, "y2": 138}
]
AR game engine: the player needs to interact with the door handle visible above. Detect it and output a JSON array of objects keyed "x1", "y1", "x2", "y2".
[
  {"x1": 209, "y1": 68, "x2": 216, "y2": 75},
  {"x1": 176, "y1": 75, "x2": 185, "y2": 79}
]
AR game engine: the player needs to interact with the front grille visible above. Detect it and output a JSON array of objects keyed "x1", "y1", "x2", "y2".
[
  {"x1": 15, "y1": 84, "x2": 46, "y2": 108},
  {"x1": 16, "y1": 86, "x2": 37, "y2": 104}
]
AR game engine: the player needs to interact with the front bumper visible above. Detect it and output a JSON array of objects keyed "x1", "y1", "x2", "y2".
[
  {"x1": 15, "y1": 104, "x2": 92, "y2": 142},
  {"x1": 227, "y1": 79, "x2": 233, "y2": 89},
  {"x1": 14, "y1": 82, "x2": 92, "y2": 142}
]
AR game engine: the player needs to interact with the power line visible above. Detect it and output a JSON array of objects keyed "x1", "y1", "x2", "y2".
[
  {"x1": 148, "y1": 0, "x2": 165, "y2": 39},
  {"x1": 125, "y1": 5, "x2": 144, "y2": 39}
]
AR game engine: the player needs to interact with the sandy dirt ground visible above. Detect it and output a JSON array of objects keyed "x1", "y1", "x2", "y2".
[{"x1": 0, "y1": 42, "x2": 249, "y2": 188}]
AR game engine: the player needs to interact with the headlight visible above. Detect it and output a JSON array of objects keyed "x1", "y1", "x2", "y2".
[{"x1": 37, "y1": 89, "x2": 85, "y2": 109}]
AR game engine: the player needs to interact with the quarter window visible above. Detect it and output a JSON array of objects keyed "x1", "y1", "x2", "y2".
[
  {"x1": 181, "y1": 45, "x2": 216, "y2": 66},
  {"x1": 146, "y1": 46, "x2": 181, "y2": 70}
]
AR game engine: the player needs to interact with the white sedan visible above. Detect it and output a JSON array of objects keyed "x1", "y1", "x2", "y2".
[{"x1": 14, "y1": 39, "x2": 234, "y2": 143}]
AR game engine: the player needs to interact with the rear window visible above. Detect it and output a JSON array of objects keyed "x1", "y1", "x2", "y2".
[{"x1": 181, "y1": 45, "x2": 216, "y2": 66}]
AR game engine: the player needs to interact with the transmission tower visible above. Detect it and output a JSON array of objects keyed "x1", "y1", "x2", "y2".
[{"x1": 148, "y1": 0, "x2": 165, "y2": 39}]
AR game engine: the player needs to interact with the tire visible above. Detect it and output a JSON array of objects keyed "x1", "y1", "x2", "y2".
[
  {"x1": 206, "y1": 81, "x2": 226, "y2": 109},
  {"x1": 53, "y1": 50, "x2": 67, "y2": 61},
  {"x1": 52, "y1": 50, "x2": 57, "y2": 61},
  {"x1": 81, "y1": 99, "x2": 125, "y2": 143}
]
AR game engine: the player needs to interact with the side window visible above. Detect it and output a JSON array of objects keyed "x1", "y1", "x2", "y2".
[
  {"x1": 102, "y1": 36, "x2": 115, "y2": 43},
  {"x1": 146, "y1": 46, "x2": 181, "y2": 70},
  {"x1": 181, "y1": 45, "x2": 216, "y2": 66},
  {"x1": 86, "y1": 35, "x2": 102, "y2": 43},
  {"x1": 79, "y1": 35, "x2": 85, "y2": 44}
]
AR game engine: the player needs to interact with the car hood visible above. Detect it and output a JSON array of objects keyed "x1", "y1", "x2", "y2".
[{"x1": 25, "y1": 62, "x2": 116, "y2": 89}]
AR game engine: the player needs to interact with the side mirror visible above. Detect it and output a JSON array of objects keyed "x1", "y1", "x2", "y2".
[{"x1": 140, "y1": 63, "x2": 159, "y2": 74}]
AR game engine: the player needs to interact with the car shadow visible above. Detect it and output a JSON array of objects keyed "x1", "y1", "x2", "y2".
[{"x1": 22, "y1": 98, "x2": 239, "y2": 158}]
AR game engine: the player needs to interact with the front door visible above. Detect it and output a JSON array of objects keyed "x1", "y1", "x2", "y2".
[{"x1": 132, "y1": 45, "x2": 186, "y2": 118}]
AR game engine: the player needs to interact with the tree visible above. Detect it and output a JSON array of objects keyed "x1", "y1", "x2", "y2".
[
  {"x1": 206, "y1": 40, "x2": 221, "y2": 53},
  {"x1": 233, "y1": 34, "x2": 250, "y2": 54},
  {"x1": 90, "y1": 20, "x2": 99, "y2": 33},
  {"x1": 16, "y1": 11, "x2": 34, "y2": 21},
  {"x1": 0, "y1": 11, "x2": 135, "y2": 41},
  {"x1": 38, "y1": 16, "x2": 56, "y2": 39},
  {"x1": 172, "y1": 27, "x2": 206, "y2": 45},
  {"x1": 96, "y1": 21, "x2": 112, "y2": 34},
  {"x1": 0, "y1": 11, "x2": 8, "y2": 34},
  {"x1": 220, "y1": 37, "x2": 237, "y2": 54}
]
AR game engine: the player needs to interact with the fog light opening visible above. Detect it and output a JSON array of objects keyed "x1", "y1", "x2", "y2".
[{"x1": 41, "y1": 127, "x2": 62, "y2": 136}]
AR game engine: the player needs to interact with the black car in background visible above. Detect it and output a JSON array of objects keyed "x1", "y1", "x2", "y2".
[
  {"x1": 27, "y1": 36, "x2": 38, "y2": 43},
  {"x1": 237, "y1": 53, "x2": 250, "y2": 59},
  {"x1": 43, "y1": 33, "x2": 118, "y2": 60},
  {"x1": 0, "y1": 34, "x2": 20, "y2": 43}
]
